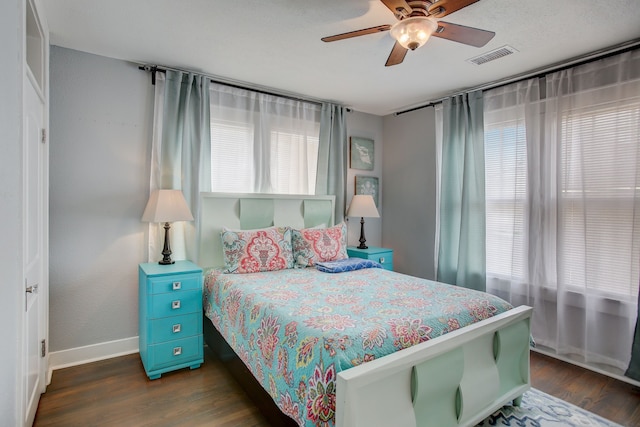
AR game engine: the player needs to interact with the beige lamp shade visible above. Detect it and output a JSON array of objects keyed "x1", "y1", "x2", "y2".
[
  {"x1": 142, "y1": 189, "x2": 193, "y2": 223},
  {"x1": 346, "y1": 195, "x2": 380, "y2": 218}
]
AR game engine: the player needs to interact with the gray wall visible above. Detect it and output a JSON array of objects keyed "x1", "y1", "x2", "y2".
[
  {"x1": 49, "y1": 47, "x2": 152, "y2": 352},
  {"x1": 382, "y1": 108, "x2": 437, "y2": 279},
  {"x1": 48, "y1": 47, "x2": 387, "y2": 354},
  {"x1": 1, "y1": 0, "x2": 24, "y2": 422},
  {"x1": 346, "y1": 110, "x2": 384, "y2": 248}
]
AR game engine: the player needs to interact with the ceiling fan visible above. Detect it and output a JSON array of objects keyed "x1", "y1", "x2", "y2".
[{"x1": 321, "y1": 0, "x2": 495, "y2": 66}]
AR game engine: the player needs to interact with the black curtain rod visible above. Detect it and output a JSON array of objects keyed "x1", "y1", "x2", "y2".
[
  {"x1": 394, "y1": 40, "x2": 640, "y2": 116},
  {"x1": 138, "y1": 64, "x2": 324, "y2": 107}
]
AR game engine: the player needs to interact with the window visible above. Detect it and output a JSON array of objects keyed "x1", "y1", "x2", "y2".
[
  {"x1": 484, "y1": 120, "x2": 527, "y2": 281},
  {"x1": 559, "y1": 103, "x2": 640, "y2": 296},
  {"x1": 269, "y1": 128, "x2": 319, "y2": 194},
  {"x1": 209, "y1": 83, "x2": 321, "y2": 194},
  {"x1": 210, "y1": 119, "x2": 253, "y2": 193},
  {"x1": 484, "y1": 82, "x2": 640, "y2": 299}
]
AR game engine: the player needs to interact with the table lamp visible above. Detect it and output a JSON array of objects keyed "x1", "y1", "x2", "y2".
[
  {"x1": 142, "y1": 189, "x2": 194, "y2": 265},
  {"x1": 346, "y1": 195, "x2": 380, "y2": 249}
]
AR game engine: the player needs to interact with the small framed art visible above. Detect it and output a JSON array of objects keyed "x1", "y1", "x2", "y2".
[
  {"x1": 350, "y1": 137, "x2": 374, "y2": 170},
  {"x1": 355, "y1": 175, "x2": 379, "y2": 207}
]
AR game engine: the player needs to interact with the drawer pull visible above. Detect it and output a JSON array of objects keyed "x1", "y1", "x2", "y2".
[
  {"x1": 173, "y1": 346, "x2": 182, "y2": 356},
  {"x1": 172, "y1": 281, "x2": 182, "y2": 290},
  {"x1": 379, "y1": 257, "x2": 385, "y2": 264},
  {"x1": 172, "y1": 324, "x2": 181, "y2": 333},
  {"x1": 171, "y1": 300, "x2": 181, "y2": 310}
]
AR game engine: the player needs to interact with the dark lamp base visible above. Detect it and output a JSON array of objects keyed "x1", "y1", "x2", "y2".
[
  {"x1": 357, "y1": 217, "x2": 368, "y2": 250},
  {"x1": 159, "y1": 222, "x2": 175, "y2": 265}
]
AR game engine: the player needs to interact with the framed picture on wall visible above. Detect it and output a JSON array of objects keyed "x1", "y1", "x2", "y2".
[
  {"x1": 350, "y1": 137, "x2": 374, "y2": 170},
  {"x1": 355, "y1": 175, "x2": 379, "y2": 207}
]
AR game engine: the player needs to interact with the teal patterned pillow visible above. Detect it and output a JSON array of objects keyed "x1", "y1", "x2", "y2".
[
  {"x1": 292, "y1": 222, "x2": 348, "y2": 268},
  {"x1": 221, "y1": 226, "x2": 293, "y2": 273}
]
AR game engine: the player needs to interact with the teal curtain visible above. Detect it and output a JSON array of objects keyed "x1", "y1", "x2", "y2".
[
  {"x1": 316, "y1": 103, "x2": 347, "y2": 223},
  {"x1": 627, "y1": 291, "x2": 640, "y2": 381},
  {"x1": 149, "y1": 70, "x2": 211, "y2": 261},
  {"x1": 436, "y1": 91, "x2": 486, "y2": 291}
]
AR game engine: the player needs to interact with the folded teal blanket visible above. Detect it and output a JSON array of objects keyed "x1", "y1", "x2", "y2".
[{"x1": 315, "y1": 257, "x2": 382, "y2": 273}]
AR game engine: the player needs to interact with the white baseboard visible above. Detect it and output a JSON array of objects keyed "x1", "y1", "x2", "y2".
[{"x1": 47, "y1": 336, "x2": 139, "y2": 383}]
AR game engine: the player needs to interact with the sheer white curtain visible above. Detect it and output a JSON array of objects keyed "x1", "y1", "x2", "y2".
[
  {"x1": 483, "y1": 50, "x2": 640, "y2": 373},
  {"x1": 209, "y1": 82, "x2": 321, "y2": 194}
]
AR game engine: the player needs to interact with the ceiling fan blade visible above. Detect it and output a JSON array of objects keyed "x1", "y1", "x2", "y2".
[
  {"x1": 380, "y1": 0, "x2": 412, "y2": 18},
  {"x1": 428, "y1": 0, "x2": 480, "y2": 18},
  {"x1": 322, "y1": 25, "x2": 391, "y2": 42},
  {"x1": 432, "y1": 21, "x2": 495, "y2": 47},
  {"x1": 385, "y1": 41, "x2": 408, "y2": 67}
]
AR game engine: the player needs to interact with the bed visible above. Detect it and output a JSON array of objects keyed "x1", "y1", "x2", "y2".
[{"x1": 196, "y1": 193, "x2": 532, "y2": 427}]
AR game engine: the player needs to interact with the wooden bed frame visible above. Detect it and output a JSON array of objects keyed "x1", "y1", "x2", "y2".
[{"x1": 196, "y1": 192, "x2": 532, "y2": 427}]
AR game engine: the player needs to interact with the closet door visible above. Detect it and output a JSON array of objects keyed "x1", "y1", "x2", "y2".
[
  {"x1": 23, "y1": 74, "x2": 46, "y2": 427},
  {"x1": 23, "y1": 0, "x2": 48, "y2": 425}
]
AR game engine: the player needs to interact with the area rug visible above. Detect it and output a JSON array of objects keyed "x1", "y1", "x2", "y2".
[{"x1": 477, "y1": 388, "x2": 623, "y2": 427}]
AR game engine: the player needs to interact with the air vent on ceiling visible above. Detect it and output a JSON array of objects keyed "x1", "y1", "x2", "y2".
[{"x1": 467, "y1": 45, "x2": 519, "y2": 66}]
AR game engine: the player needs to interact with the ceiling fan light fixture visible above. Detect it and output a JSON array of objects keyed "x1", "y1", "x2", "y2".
[{"x1": 390, "y1": 16, "x2": 438, "y2": 50}]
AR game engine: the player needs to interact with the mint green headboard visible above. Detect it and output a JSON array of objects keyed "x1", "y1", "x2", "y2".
[{"x1": 196, "y1": 192, "x2": 335, "y2": 268}]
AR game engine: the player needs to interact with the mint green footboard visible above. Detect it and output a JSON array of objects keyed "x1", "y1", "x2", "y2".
[
  {"x1": 335, "y1": 305, "x2": 532, "y2": 427},
  {"x1": 411, "y1": 315, "x2": 531, "y2": 427}
]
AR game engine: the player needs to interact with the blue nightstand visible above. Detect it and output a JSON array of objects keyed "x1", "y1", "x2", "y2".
[
  {"x1": 138, "y1": 260, "x2": 203, "y2": 379},
  {"x1": 347, "y1": 246, "x2": 394, "y2": 271}
]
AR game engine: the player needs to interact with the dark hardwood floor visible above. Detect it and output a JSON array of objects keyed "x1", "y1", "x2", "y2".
[
  {"x1": 34, "y1": 347, "x2": 640, "y2": 427},
  {"x1": 34, "y1": 347, "x2": 270, "y2": 427},
  {"x1": 529, "y1": 351, "x2": 640, "y2": 427}
]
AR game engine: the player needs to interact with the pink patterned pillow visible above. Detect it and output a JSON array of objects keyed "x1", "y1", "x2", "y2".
[
  {"x1": 292, "y1": 222, "x2": 348, "y2": 268},
  {"x1": 221, "y1": 226, "x2": 293, "y2": 274}
]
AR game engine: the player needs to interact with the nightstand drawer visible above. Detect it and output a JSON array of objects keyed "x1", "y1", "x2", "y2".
[
  {"x1": 378, "y1": 259, "x2": 393, "y2": 271},
  {"x1": 150, "y1": 274, "x2": 201, "y2": 294},
  {"x1": 148, "y1": 312, "x2": 201, "y2": 344},
  {"x1": 370, "y1": 252, "x2": 392, "y2": 266},
  {"x1": 147, "y1": 335, "x2": 203, "y2": 371},
  {"x1": 347, "y1": 246, "x2": 394, "y2": 271},
  {"x1": 150, "y1": 290, "x2": 201, "y2": 318}
]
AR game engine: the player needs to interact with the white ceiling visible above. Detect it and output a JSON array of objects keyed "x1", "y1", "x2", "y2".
[{"x1": 41, "y1": 0, "x2": 640, "y2": 116}]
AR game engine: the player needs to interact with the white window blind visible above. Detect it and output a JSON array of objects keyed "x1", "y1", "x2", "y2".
[
  {"x1": 210, "y1": 119, "x2": 253, "y2": 193},
  {"x1": 484, "y1": 119, "x2": 527, "y2": 281},
  {"x1": 559, "y1": 101, "x2": 640, "y2": 296},
  {"x1": 484, "y1": 81, "x2": 640, "y2": 299}
]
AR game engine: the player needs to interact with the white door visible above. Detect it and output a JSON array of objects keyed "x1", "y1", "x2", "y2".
[{"x1": 24, "y1": 75, "x2": 46, "y2": 427}]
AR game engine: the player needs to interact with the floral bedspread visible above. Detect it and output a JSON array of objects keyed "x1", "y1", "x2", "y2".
[{"x1": 203, "y1": 267, "x2": 513, "y2": 427}]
